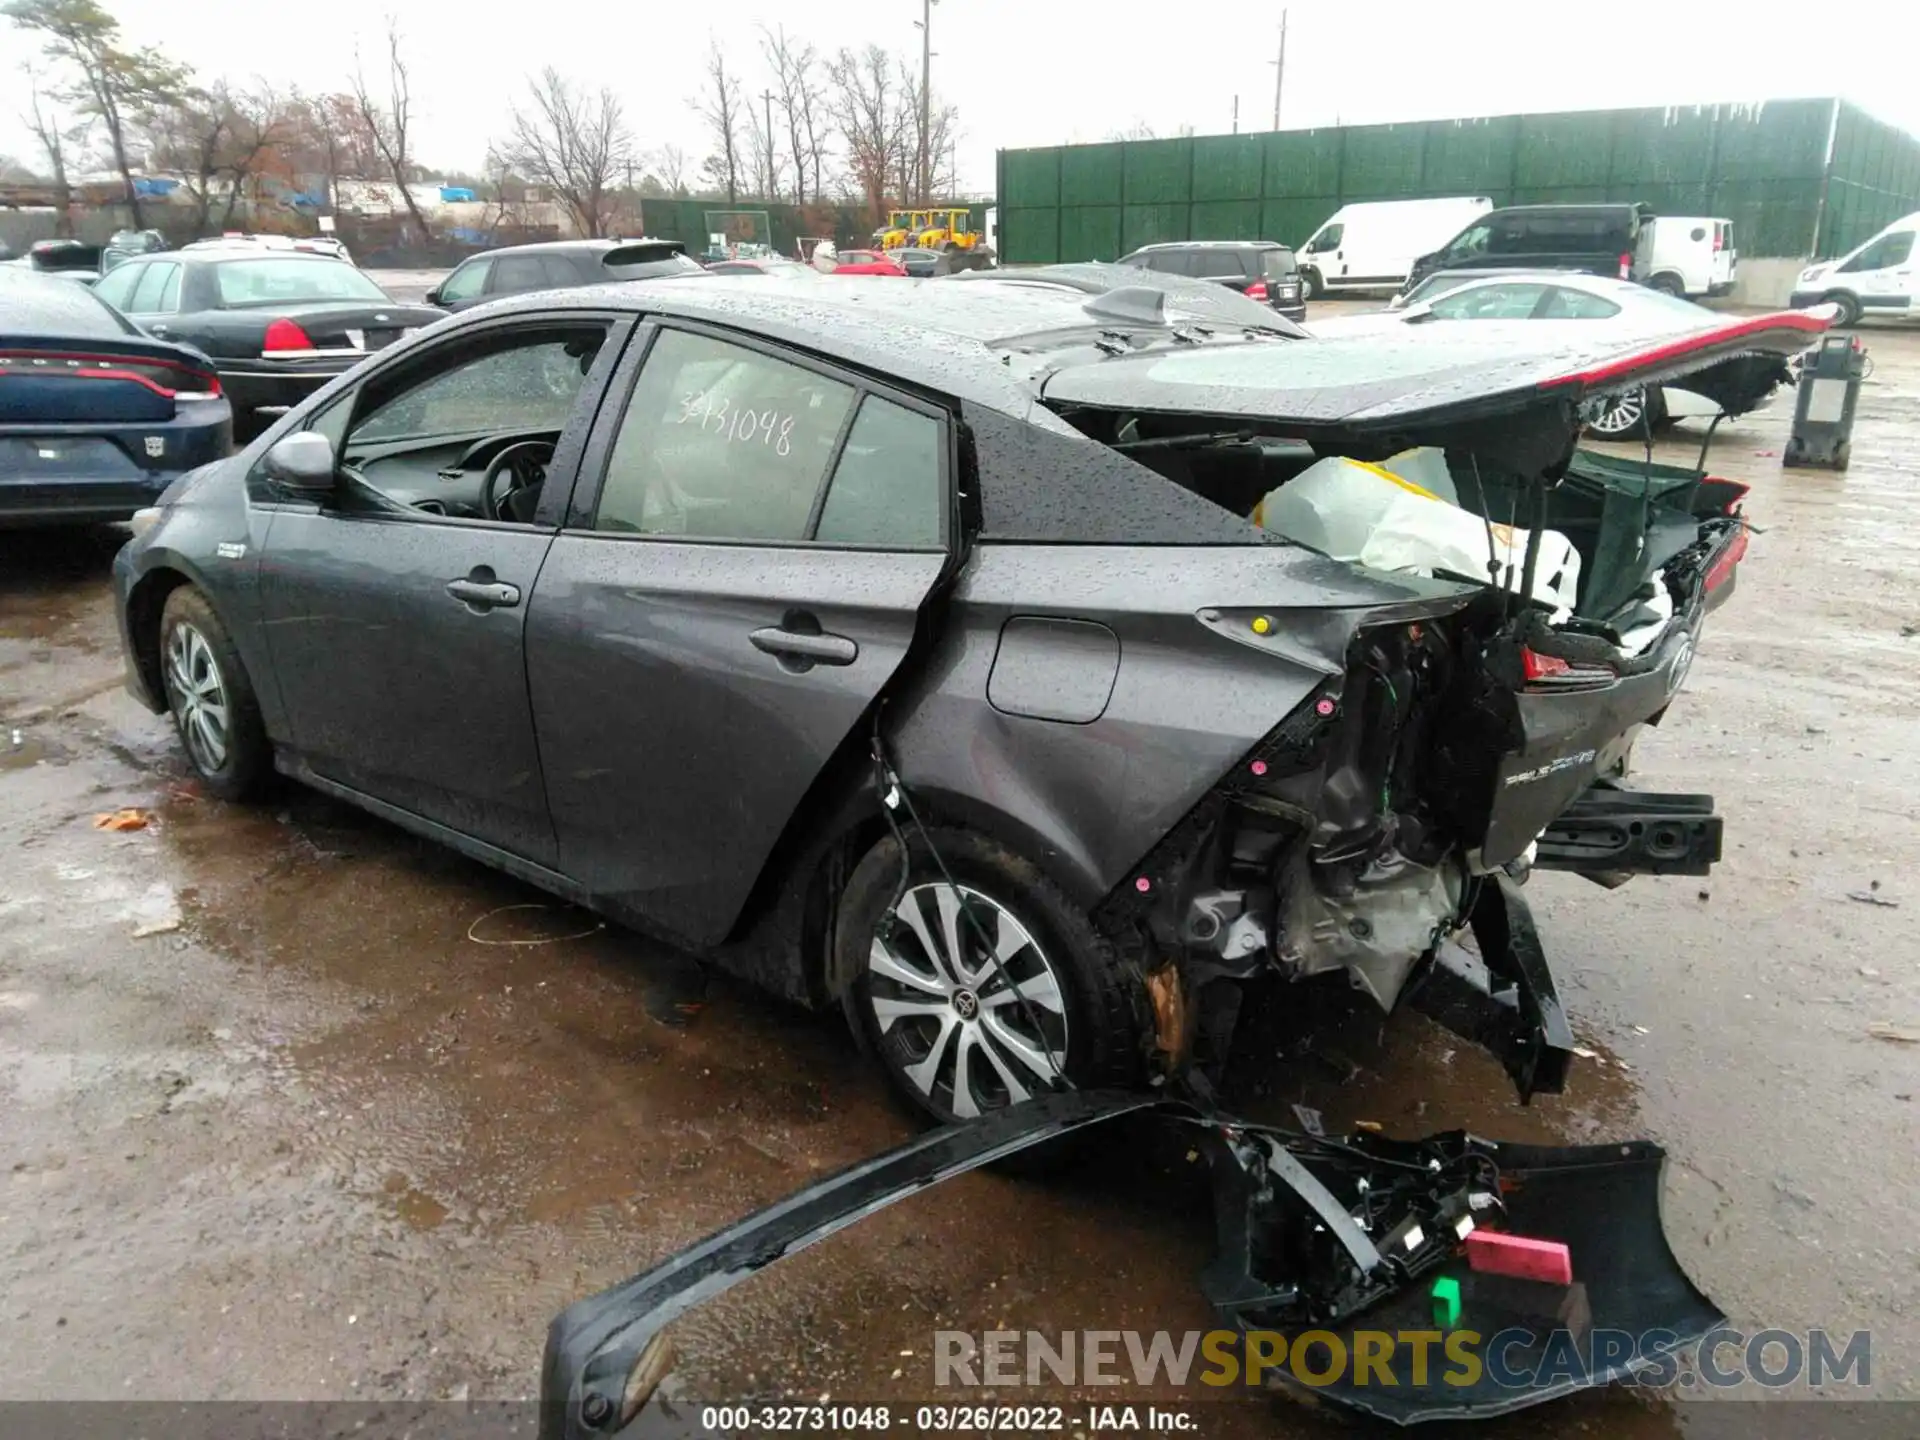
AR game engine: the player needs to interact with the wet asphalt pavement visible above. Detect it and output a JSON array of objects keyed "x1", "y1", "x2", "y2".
[{"x1": 1, "y1": 287, "x2": 1916, "y2": 1437}]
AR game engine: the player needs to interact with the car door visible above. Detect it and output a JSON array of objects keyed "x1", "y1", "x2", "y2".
[
  {"x1": 1834, "y1": 228, "x2": 1916, "y2": 311},
  {"x1": 253, "y1": 310, "x2": 631, "y2": 867},
  {"x1": 526, "y1": 320, "x2": 950, "y2": 945},
  {"x1": 1308, "y1": 221, "x2": 1346, "y2": 282}
]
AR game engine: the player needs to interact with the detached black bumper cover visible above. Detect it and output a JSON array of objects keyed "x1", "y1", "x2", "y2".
[{"x1": 539, "y1": 1093, "x2": 1721, "y2": 1438}]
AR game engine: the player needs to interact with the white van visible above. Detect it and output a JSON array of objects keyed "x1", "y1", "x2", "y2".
[
  {"x1": 1792, "y1": 211, "x2": 1920, "y2": 327},
  {"x1": 1297, "y1": 196, "x2": 1493, "y2": 298},
  {"x1": 1636, "y1": 217, "x2": 1737, "y2": 298}
]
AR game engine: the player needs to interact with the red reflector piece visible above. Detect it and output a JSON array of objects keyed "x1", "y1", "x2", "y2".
[
  {"x1": 1520, "y1": 647, "x2": 1571, "y2": 681},
  {"x1": 262, "y1": 317, "x2": 313, "y2": 354},
  {"x1": 1465, "y1": 1230, "x2": 1573, "y2": 1286}
]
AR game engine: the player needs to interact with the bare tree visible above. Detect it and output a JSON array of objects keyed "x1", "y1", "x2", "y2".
[
  {"x1": 350, "y1": 20, "x2": 435, "y2": 242},
  {"x1": 20, "y1": 62, "x2": 84, "y2": 233},
  {"x1": 692, "y1": 39, "x2": 742, "y2": 205},
  {"x1": 5, "y1": 0, "x2": 190, "y2": 228},
  {"x1": 655, "y1": 142, "x2": 689, "y2": 197},
  {"x1": 761, "y1": 26, "x2": 827, "y2": 206},
  {"x1": 826, "y1": 44, "x2": 906, "y2": 222},
  {"x1": 897, "y1": 60, "x2": 959, "y2": 205},
  {"x1": 496, "y1": 68, "x2": 632, "y2": 238}
]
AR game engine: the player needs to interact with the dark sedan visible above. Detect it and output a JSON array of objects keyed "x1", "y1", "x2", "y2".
[
  {"x1": 112, "y1": 274, "x2": 1811, "y2": 1127},
  {"x1": 1, "y1": 267, "x2": 232, "y2": 526},
  {"x1": 89, "y1": 247, "x2": 444, "y2": 437},
  {"x1": 426, "y1": 239, "x2": 706, "y2": 312}
]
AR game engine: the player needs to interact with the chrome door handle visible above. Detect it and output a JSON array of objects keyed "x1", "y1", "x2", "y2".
[
  {"x1": 446, "y1": 578, "x2": 520, "y2": 609},
  {"x1": 748, "y1": 626, "x2": 857, "y2": 666}
]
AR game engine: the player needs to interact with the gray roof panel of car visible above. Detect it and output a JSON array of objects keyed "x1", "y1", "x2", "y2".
[{"x1": 472, "y1": 272, "x2": 1269, "y2": 418}]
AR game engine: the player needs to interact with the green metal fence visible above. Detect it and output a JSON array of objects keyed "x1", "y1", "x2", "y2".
[{"x1": 998, "y1": 99, "x2": 1920, "y2": 264}]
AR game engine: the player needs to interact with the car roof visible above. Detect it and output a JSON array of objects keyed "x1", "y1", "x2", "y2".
[
  {"x1": 1130, "y1": 240, "x2": 1288, "y2": 251},
  {"x1": 474, "y1": 271, "x2": 1284, "y2": 417},
  {"x1": 462, "y1": 238, "x2": 683, "y2": 260}
]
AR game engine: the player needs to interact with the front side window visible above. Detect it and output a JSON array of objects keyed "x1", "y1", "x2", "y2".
[
  {"x1": 130, "y1": 262, "x2": 180, "y2": 314},
  {"x1": 1311, "y1": 224, "x2": 1343, "y2": 253},
  {"x1": 1842, "y1": 231, "x2": 1914, "y2": 273},
  {"x1": 91, "y1": 263, "x2": 142, "y2": 311},
  {"x1": 349, "y1": 331, "x2": 606, "y2": 448},
  {"x1": 437, "y1": 259, "x2": 490, "y2": 303},
  {"x1": 594, "y1": 328, "x2": 856, "y2": 541},
  {"x1": 1445, "y1": 224, "x2": 1491, "y2": 261},
  {"x1": 214, "y1": 258, "x2": 389, "y2": 307},
  {"x1": 1427, "y1": 282, "x2": 1551, "y2": 320}
]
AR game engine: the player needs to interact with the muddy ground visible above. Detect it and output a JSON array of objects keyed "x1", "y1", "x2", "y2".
[{"x1": 1, "y1": 292, "x2": 1915, "y2": 1438}]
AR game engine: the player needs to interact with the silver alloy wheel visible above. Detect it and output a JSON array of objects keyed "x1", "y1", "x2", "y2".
[
  {"x1": 164, "y1": 622, "x2": 230, "y2": 774},
  {"x1": 866, "y1": 881, "x2": 1069, "y2": 1118},
  {"x1": 1589, "y1": 388, "x2": 1647, "y2": 436}
]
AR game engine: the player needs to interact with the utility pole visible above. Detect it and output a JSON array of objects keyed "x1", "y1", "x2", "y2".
[
  {"x1": 1233, "y1": 96, "x2": 1239, "y2": 134},
  {"x1": 1270, "y1": 9, "x2": 1288, "y2": 131},
  {"x1": 915, "y1": 0, "x2": 939, "y2": 204}
]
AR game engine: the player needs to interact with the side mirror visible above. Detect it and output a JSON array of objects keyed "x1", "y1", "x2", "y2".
[
  {"x1": 262, "y1": 431, "x2": 338, "y2": 493},
  {"x1": 425, "y1": 287, "x2": 443, "y2": 306},
  {"x1": 1399, "y1": 301, "x2": 1437, "y2": 324}
]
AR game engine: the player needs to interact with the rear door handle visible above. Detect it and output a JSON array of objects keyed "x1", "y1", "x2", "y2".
[
  {"x1": 749, "y1": 625, "x2": 858, "y2": 667},
  {"x1": 446, "y1": 577, "x2": 520, "y2": 610}
]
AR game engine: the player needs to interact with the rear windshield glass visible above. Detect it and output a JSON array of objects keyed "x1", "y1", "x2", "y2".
[
  {"x1": 1260, "y1": 249, "x2": 1298, "y2": 278},
  {"x1": 213, "y1": 258, "x2": 389, "y2": 307},
  {"x1": 0, "y1": 271, "x2": 137, "y2": 336},
  {"x1": 603, "y1": 250, "x2": 704, "y2": 280}
]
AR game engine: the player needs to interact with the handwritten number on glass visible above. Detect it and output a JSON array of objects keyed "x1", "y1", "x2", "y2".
[{"x1": 675, "y1": 391, "x2": 795, "y2": 457}]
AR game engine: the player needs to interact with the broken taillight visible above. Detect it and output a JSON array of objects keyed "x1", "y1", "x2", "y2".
[
  {"x1": 1521, "y1": 647, "x2": 1615, "y2": 688},
  {"x1": 1705, "y1": 526, "x2": 1749, "y2": 593}
]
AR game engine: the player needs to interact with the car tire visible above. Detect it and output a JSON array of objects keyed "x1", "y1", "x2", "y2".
[
  {"x1": 1300, "y1": 268, "x2": 1323, "y2": 300},
  {"x1": 1648, "y1": 273, "x2": 1686, "y2": 298},
  {"x1": 837, "y1": 826, "x2": 1148, "y2": 1125},
  {"x1": 1823, "y1": 291, "x2": 1862, "y2": 328},
  {"x1": 158, "y1": 586, "x2": 271, "y2": 802}
]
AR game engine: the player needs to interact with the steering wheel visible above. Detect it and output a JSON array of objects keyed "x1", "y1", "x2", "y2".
[{"x1": 480, "y1": 439, "x2": 554, "y2": 522}]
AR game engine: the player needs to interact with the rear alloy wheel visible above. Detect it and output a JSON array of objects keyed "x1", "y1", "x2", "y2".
[
  {"x1": 1824, "y1": 292, "x2": 1861, "y2": 328},
  {"x1": 1649, "y1": 274, "x2": 1686, "y2": 297},
  {"x1": 159, "y1": 586, "x2": 270, "y2": 801},
  {"x1": 1587, "y1": 385, "x2": 1665, "y2": 441},
  {"x1": 838, "y1": 827, "x2": 1146, "y2": 1125}
]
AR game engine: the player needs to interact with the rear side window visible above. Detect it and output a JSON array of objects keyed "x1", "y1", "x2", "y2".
[
  {"x1": 1260, "y1": 248, "x2": 1298, "y2": 278},
  {"x1": 814, "y1": 396, "x2": 944, "y2": 548},
  {"x1": 492, "y1": 254, "x2": 554, "y2": 293},
  {"x1": 1188, "y1": 249, "x2": 1249, "y2": 279},
  {"x1": 1537, "y1": 287, "x2": 1622, "y2": 319},
  {"x1": 595, "y1": 328, "x2": 856, "y2": 541},
  {"x1": 1495, "y1": 213, "x2": 1625, "y2": 256}
]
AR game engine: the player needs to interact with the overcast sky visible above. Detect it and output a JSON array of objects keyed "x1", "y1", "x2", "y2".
[{"x1": 2, "y1": 0, "x2": 1913, "y2": 194}]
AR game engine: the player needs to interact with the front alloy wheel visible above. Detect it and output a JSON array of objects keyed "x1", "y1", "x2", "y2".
[
  {"x1": 165, "y1": 621, "x2": 230, "y2": 774},
  {"x1": 865, "y1": 881, "x2": 1069, "y2": 1119}
]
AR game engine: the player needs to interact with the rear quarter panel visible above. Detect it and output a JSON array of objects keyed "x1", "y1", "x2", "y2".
[{"x1": 886, "y1": 543, "x2": 1471, "y2": 907}]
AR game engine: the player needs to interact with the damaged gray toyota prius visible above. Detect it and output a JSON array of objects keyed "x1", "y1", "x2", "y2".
[{"x1": 113, "y1": 271, "x2": 1817, "y2": 1428}]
